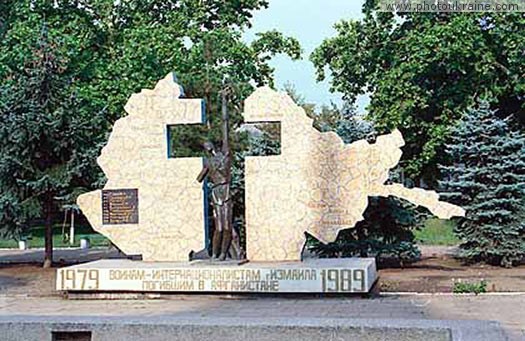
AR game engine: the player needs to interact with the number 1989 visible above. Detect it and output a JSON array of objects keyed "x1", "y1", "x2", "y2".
[{"x1": 320, "y1": 269, "x2": 365, "y2": 292}]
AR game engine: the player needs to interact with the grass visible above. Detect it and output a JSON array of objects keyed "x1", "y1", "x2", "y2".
[
  {"x1": 0, "y1": 224, "x2": 109, "y2": 249},
  {"x1": 0, "y1": 218, "x2": 460, "y2": 248},
  {"x1": 414, "y1": 218, "x2": 460, "y2": 246},
  {"x1": 453, "y1": 280, "x2": 487, "y2": 294}
]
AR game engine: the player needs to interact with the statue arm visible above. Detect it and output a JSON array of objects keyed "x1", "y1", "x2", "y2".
[{"x1": 196, "y1": 166, "x2": 209, "y2": 183}]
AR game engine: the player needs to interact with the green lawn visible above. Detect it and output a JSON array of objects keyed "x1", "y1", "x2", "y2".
[
  {"x1": 414, "y1": 218, "x2": 460, "y2": 246},
  {"x1": 0, "y1": 224, "x2": 109, "y2": 249},
  {"x1": 0, "y1": 219, "x2": 459, "y2": 248}
]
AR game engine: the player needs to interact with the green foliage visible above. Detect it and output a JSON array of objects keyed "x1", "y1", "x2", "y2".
[
  {"x1": 453, "y1": 280, "x2": 487, "y2": 294},
  {"x1": 311, "y1": 3, "x2": 525, "y2": 184},
  {"x1": 0, "y1": 24, "x2": 104, "y2": 240},
  {"x1": 439, "y1": 101, "x2": 525, "y2": 267},
  {"x1": 415, "y1": 218, "x2": 459, "y2": 246}
]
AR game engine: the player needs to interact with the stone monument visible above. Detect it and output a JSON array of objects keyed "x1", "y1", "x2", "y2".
[{"x1": 57, "y1": 74, "x2": 464, "y2": 294}]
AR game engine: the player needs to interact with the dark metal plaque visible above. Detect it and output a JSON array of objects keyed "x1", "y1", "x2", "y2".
[{"x1": 102, "y1": 189, "x2": 139, "y2": 224}]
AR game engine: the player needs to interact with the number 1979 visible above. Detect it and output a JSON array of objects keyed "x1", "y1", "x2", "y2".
[{"x1": 59, "y1": 269, "x2": 99, "y2": 290}]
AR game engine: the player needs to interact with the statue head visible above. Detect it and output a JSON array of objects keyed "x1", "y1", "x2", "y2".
[{"x1": 203, "y1": 141, "x2": 215, "y2": 154}]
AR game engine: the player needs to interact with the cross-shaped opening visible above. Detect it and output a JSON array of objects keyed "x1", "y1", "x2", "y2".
[{"x1": 166, "y1": 121, "x2": 281, "y2": 255}]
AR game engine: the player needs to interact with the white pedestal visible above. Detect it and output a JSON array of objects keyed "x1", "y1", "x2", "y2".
[
  {"x1": 57, "y1": 258, "x2": 377, "y2": 294},
  {"x1": 80, "y1": 238, "x2": 90, "y2": 249},
  {"x1": 18, "y1": 241, "x2": 28, "y2": 250}
]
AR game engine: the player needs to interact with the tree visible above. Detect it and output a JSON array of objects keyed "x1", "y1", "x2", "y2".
[
  {"x1": 439, "y1": 102, "x2": 525, "y2": 267},
  {"x1": 0, "y1": 0, "x2": 300, "y2": 263},
  {"x1": 311, "y1": 2, "x2": 525, "y2": 185},
  {"x1": 82, "y1": 1, "x2": 301, "y2": 134},
  {"x1": 0, "y1": 25, "x2": 104, "y2": 267}
]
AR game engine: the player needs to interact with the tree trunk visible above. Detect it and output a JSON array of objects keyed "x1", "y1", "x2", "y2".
[{"x1": 43, "y1": 199, "x2": 53, "y2": 268}]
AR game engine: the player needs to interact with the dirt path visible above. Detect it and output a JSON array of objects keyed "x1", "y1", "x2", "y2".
[{"x1": 380, "y1": 256, "x2": 525, "y2": 293}]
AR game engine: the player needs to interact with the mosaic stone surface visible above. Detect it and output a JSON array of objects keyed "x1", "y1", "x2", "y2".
[
  {"x1": 77, "y1": 74, "x2": 206, "y2": 261},
  {"x1": 244, "y1": 87, "x2": 465, "y2": 261}
]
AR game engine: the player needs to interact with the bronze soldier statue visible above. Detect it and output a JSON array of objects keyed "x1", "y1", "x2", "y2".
[
  {"x1": 197, "y1": 142, "x2": 233, "y2": 260},
  {"x1": 196, "y1": 87, "x2": 244, "y2": 261}
]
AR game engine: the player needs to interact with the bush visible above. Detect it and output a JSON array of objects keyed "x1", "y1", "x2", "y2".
[{"x1": 308, "y1": 196, "x2": 427, "y2": 267}]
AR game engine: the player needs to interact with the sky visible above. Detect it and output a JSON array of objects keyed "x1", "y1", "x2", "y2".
[{"x1": 244, "y1": 0, "x2": 368, "y2": 112}]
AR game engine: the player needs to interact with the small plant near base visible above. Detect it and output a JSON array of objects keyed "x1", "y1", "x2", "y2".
[{"x1": 453, "y1": 279, "x2": 487, "y2": 295}]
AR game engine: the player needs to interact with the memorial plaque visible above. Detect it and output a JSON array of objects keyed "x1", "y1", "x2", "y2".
[{"x1": 102, "y1": 189, "x2": 139, "y2": 224}]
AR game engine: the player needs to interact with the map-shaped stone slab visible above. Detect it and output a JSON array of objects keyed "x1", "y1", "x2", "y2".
[
  {"x1": 244, "y1": 87, "x2": 465, "y2": 261},
  {"x1": 77, "y1": 74, "x2": 206, "y2": 261}
]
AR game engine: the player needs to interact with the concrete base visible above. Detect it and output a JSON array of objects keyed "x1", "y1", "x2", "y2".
[
  {"x1": 57, "y1": 258, "x2": 377, "y2": 294},
  {"x1": 0, "y1": 316, "x2": 508, "y2": 341}
]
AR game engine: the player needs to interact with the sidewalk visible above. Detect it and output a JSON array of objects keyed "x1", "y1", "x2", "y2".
[
  {"x1": 0, "y1": 247, "x2": 124, "y2": 264},
  {"x1": 0, "y1": 294, "x2": 522, "y2": 340}
]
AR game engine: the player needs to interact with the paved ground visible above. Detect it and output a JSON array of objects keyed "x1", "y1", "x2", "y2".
[
  {"x1": 0, "y1": 294, "x2": 523, "y2": 340},
  {"x1": 0, "y1": 247, "x2": 124, "y2": 264},
  {"x1": 0, "y1": 246, "x2": 455, "y2": 264}
]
